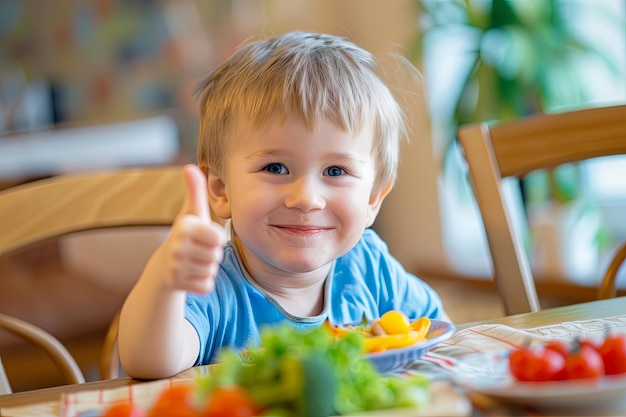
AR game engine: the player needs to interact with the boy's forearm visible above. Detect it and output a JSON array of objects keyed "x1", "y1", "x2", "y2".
[{"x1": 118, "y1": 246, "x2": 200, "y2": 379}]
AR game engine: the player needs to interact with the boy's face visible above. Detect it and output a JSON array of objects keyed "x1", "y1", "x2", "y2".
[{"x1": 208, "y1": 114, "x2": 390, "y2": 279}]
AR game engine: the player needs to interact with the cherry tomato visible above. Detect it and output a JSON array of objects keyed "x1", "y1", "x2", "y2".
[
  {"x1": 564, "y1": 344, "x2": 604, "y2": 380},
  {"x1": 544, "y1": 339, "x2": 570, "y2": 357},
  {"x1": 203, "y1": 386, "x2": 259, "y2": 417},
  {"x1": 509, "y1": 346, "x2": 566, "y2": 382},
  {"x1": 598, "y1": 333, "x2": 626, "y2": 375},
  {"x1": 148, "y1": 383, "x2": 200, "y2": 417},
  {"x1": 579, "y1": 337, "x2": 601, "y2": 351},
  {"x1": 103, "y1": 403, "x2": 146, "y2": 417}
]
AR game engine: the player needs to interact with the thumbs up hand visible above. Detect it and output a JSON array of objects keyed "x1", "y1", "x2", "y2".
[{"x1": 161, "y1": 164, "x2": 227, "y2": 294}]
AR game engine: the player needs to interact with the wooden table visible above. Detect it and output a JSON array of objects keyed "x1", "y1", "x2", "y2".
[
  {"x1": 1, "y1": 296, "x2": 625, "y2": 411},
  {"x1": 457, "y1": 296, "x2": 626, "y2": 330}
]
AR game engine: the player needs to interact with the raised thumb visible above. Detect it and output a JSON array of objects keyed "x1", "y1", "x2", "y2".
[{"x1": 181, "y1": 164, "x2": 210, "y2": 221}]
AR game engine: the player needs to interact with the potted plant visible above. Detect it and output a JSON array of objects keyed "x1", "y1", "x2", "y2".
[{"x1": 410, "y1": 0, "x2": 624, "y2": 281}]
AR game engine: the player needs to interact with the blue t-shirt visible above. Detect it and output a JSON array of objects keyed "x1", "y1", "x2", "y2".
[{"x1": 185, "y1": 228, "x2": 444, "y2": 365}]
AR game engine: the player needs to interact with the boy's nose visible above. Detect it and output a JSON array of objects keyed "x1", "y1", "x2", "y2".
[{"x1": 283, "y1": 176, "x2": 326, "y2": 211}]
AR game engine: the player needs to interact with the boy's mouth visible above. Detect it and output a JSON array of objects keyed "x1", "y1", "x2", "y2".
[{"x1": 271, "y1": 224, "x2": 332, "y2": 236}]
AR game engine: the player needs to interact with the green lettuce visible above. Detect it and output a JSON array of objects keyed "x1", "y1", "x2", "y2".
[{"x1": 195, "y1": 324, "x2": 430, "y2": 416}]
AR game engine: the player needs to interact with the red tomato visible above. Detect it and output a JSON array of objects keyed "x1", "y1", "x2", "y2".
[
  {"x1": 598, "y1": 334, "x2": 626, "y2": 375},
  {"x1": 103, "y1": 403, "x2": 146, "y2": 417},
  {"x1": 148, "y1": 383, "x2": 200, "y2": 417},
  {"x1": 544, "y1": 340, "x2": 570, "y2": 357},
  {"x1": 579, "y1": 337, "x2": 601, "y2": 351},
  {"x1": 203, "y1": 386, "x2": 259, "y2": 417},
  {"x1": 565, "y1": 345, "x2": 604, "y2": 380},
  {"x1": 509, "y1": 346, "x2": 566, "y2": 382}
]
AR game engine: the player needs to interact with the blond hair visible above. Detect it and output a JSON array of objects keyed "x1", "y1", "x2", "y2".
[{"x1": 195, "y1": 31, "x2": 405, "y2": 191}]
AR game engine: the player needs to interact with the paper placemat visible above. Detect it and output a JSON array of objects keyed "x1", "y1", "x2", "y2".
[
  {"x1": 0, "y1": 400, "x2": 59, "y2": 417},
  {"x1": 526, "y1": 314, "x2": 626, "y2": 340},
  {"x1": 62, "y1": 379, "x2": 189, "y2": 417}
]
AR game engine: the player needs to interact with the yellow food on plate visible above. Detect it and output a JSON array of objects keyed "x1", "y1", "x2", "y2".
[{"x1": 325, "y1": 310, "x2": 431, "y2": 354}]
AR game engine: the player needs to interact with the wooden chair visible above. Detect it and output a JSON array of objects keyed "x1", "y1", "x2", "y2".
[
  {"x1": 597, "y1": 241, "x2": 626, "y2": 300},
  {"x1": 0, "y1": 313, "x2": 85, "y2": 394},
  {"x1": 457, "y1": 104, "x2": 626, "y2": 315},
  {"x1": 0, "y1": 166, "x2": 187, "y2": 388}
]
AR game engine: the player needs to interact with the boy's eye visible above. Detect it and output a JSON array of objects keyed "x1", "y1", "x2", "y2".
[
  {"x1": 263, "y1": 163, "x2": 288, "y2": 175},
  {"x1": 325, "y1": 166, "x2": 346, "y2": 177}
]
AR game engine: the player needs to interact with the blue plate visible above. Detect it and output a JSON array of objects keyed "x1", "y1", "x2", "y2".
[{"x1": 365, "y1": 319, "x2": 456, "y2": 373}]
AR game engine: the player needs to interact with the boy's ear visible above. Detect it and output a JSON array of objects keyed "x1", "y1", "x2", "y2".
[
  {"x1": 366, "y1": 178, "x2": 394, "y2": 227},
  {"x1": 205, "y1": 167, "x2": 232, "y2": 220}
]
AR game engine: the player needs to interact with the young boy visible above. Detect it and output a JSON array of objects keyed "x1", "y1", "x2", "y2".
[{"x1": 118, "y1": 30, "x2": 449, "y2": 380}]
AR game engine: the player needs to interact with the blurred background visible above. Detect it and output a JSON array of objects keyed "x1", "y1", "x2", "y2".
[{"x1": 1, "y1": 0, "x2": 625, "y2": 391}]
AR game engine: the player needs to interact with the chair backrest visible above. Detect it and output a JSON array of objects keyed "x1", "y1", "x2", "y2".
[
  {"x1": 0, "y1": 165, "x2": 188, "y2": 390},
  {"x1": 598, "y1": 241, "x2": 626, "y2": 300},
  {"x1": 457, "y1": 104, "x2": 626, "y2": 315},
  {"x1": 0, "y1": 166, "x2": 186, "y2": 255}
]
